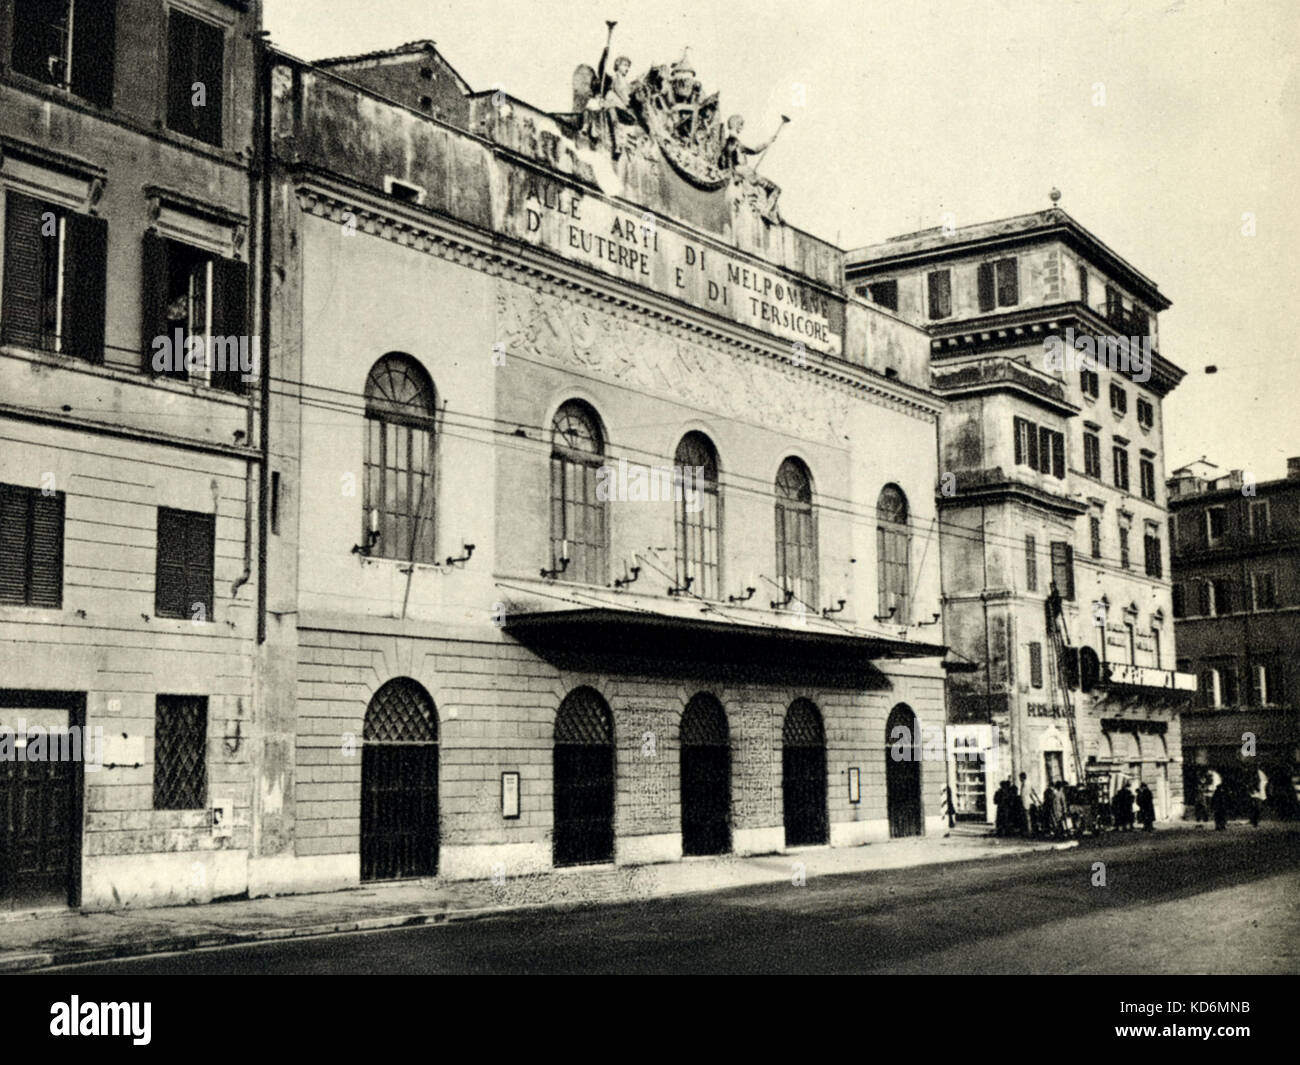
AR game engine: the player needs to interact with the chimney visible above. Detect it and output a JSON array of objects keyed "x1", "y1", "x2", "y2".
[{"x1": 1289, "y1": 457, "x2": 1300, "y2": 480}]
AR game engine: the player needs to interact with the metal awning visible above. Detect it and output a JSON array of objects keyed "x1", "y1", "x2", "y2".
[{"x1": 498, "y1": 587, "x2": 944, "y2": 678}]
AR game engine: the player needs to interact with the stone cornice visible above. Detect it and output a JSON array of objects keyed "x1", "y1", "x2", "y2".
[{"x1": 291, "y1": 175, "x2": 943, "y2": 422}]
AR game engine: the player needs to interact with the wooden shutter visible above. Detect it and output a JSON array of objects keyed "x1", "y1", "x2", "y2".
[
  {"x1": 27, "y1": 490, "x2": 64, "y2": 607},
  {"x1": 62, "y1": 211, "x2": 107, "y2": 362},
  {"x1": 141, "y1": 231, "x2": 173, "y2": 375},
  {"x1": 1051, "y1": 541, "x2": 1074, "y2": 600},
  {"x1": 184, "y1": 511, "x2": 215, "y2": 618},
  {"x1": 1026, "y1": 419, "x2": 1039, "y2": 470},
  {"x1": 1052, "y1": 430, "x2": 1065, "y2": 478},
  {"x1": 1198, "y1": 581, "x2": 1211, "y2": 616},
  {"x1": 1029, "y1": 643, "x2": 1043, "y2": 687},
  {"x1": 2, "y1": 190, "x2": 47, "y2": 349},
  {"x1": 977, "y1": 262, "x2": 994, "y2": 312},
  {"x1": 209, "y1": 256, "x2": 248, "y2": 393},
  {"x1": 0, "y1": 484, "x2": 62, "y2": 607},
  {"x1": 996, "y1": 258, "x2": 1018, "y2": 305},
  {"x1": 166, "y1": 10, "x2": 197, "y2": 137},
  {"x1": 155, "y1": 508, "x2": 187, "y2": 616},
  {"x1": 1013, "y1": 417, "x2": 1024, "y2": 465},
  {"x1": 0, "y1": 484, "x2": 32, "y2": 604},
  {"x1": 193, "y1": 17, "x2": 225, "y2": 146},
  {"x1": 70, "y1": 0, "x2": 116, "y2": 108},
  {"x1": 927, "y1": 270, "x2": 950, "y2": 319}
]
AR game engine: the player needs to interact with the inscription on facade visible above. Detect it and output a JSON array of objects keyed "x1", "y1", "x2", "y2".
[{"x1": 501, "y1": 170, "x2": 843, "y2": 355}]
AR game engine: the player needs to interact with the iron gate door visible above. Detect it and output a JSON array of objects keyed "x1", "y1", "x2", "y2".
[
  {"x1": 553, "y1": 687, "x2": 615, "y2": 867},
  {"x1": 0, "y1": 746, "x2": 77, "y2": 909},
  {"x1": 783, "y1": 700, "x2": 828, "y2": 847},
  {"x1": 360, "y1": 678, "x2": 440, "y2": 882},
  {"x1": 553, "y1": 745, "x2": 615, "y2": 866},
  {"x1": 886, "y1": 705, "x2": 923, "y2": 838},
  {"x1": 682, "y1": 745, "x2": 731, "y2": 855},
  {"x1": 360, "y1": 744, "x2": 439, "y2": 881},
  {"x1": 681, "y1": 694, "x2": 731, "y2": 856}
]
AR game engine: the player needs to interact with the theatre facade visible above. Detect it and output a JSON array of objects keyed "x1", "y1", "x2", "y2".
[{"x1": 252, "y1": 38, "x2": 949, "y2": 892}]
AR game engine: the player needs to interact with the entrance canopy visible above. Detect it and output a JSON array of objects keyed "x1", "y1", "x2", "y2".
[{"x1": 500, "y1": 583, "x2": 944, "y2": 680}]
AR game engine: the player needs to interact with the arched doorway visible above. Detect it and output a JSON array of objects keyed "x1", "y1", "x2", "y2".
[
  {"x1": 361, "y1": 678, "x2": 439, "y2": 881},
  {"x1": 553, "y1": 687, "x2": 615, "y2": 867},
  {"x1": 886, "y1": 703, "x2": 923, "y2": 838},
  {"x1": 680, "y1": 693, "x2": 731, "y2": 856},
  {"x1": 782, "y1": 699, "x2": 828, "y2": 846}
]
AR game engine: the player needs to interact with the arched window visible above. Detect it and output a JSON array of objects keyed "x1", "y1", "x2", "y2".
[
  {"x1": 877, "y1": 484, "x2": 910, "y2": 624},
  {"x1": 364, "y1": 354, "x2": 436, "y2": 563},
  {"x1": 775, "y1": 458, "x2": 817, "y2": 607},
  {"x1": 551, "y1": 400, "x2": 607, "y2": 584},
  {"x1": 674, "y1": 432, "x2": 720, "y2": 598}
]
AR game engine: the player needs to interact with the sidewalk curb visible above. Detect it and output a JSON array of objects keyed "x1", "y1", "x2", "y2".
[{"x1": 0, "y1": 838, "x2": 1076, "y2": 972}]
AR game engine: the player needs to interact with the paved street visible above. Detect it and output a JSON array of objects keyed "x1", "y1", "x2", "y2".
[{"x1": 43, "y1": 825, "x2": 1300, "y2": 975}]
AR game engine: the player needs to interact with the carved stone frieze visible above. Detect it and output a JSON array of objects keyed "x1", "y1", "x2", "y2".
[{"x1": 495, "y1": 279, "x2": 849, "y2": 444}]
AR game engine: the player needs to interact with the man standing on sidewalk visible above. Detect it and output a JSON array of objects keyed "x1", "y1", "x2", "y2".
[{"x1": 1018, "y1": 772, "x2": 1038, "y2": 837}]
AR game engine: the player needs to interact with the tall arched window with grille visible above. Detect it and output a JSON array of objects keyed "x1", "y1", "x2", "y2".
[
  {"x1": 364, "y1": 354, "x2": 436, "y2": 563},
  {"x1": 550, "y1": 400, "x2": 607, "y2": 584},
  {"x1": 674, "y1": 432, "x2": 720, "y2": 599},
  {"x1": 877, "y1": 484, "x2": 911, "y2": 624},
  {"x1": 775, "y1": 457, "x2": 817, "y2": 608}
]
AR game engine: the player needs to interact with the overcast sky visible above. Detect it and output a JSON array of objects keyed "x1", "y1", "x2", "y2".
[{"x1": 264, "y1": 0, "x2": 1300, "y2": 481}]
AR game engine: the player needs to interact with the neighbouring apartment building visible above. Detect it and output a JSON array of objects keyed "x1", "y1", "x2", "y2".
[
  {"x1": 0, "y1": 0, "x2": 264, "y2": 910},
  {"x1": 847, "y1": 209, "x2": 1196, "y2": 823},
  {"x1": 1168, "y1": 457, "x2": 1300, "y2": 816},
  {"x1": 253, "y1": 36, "x2": 951, "y2": 894}
]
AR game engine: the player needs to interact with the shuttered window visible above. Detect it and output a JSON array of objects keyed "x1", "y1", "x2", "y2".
[
  {"x1": 0, "y1": 483, "x2": 65, "y2": 608},
  {"x1": 140, "y1": 233, "x2": 248, "y2": 391},
  {"x1": 1140, "y1": 458, "x2": 1156, "y2": 500},
  {"x1": 12, "y1": 0, "x2": 116, "y2": 108},
  {"x1": 1050, "y1": 541, "x2": 1075, "y2": 601},
  {"x1": 154, "y1": 695, "x2": 207, "y2": 810},
  {"x1": 977, "y1": 262, "x2": 995, "y2": 312},
  {"x1": 1083, "y1": 432, "x2": 1102, "y2": 477},
  {"x1": 167, "y1": 9, "x2": 224, "y2": 146},
  {"x1": 1144, "y1": 532, "x2": 1162, "y2": 577},
  {"x1": 1029, "y1": 642, "x2": 1043, "y2": 688},
  {"x1": 155, "y1": 507, "x2": 215, "y2": 620},
  {"x1": 1113, "y1": 445, "x2": 1130, "y2": 490},
  {"x1": 1025, "y1": 533, "x2": 1037, "y2": 592},
  {"x1": 927, "y1": 269, "x2": 952, "y2": 319},
  {"x1": 995, "y1": 258, "x2": 1018, "y2": 306},
  {"x1": 2, "y1": 191, "x2": 106, "y2": 360}
]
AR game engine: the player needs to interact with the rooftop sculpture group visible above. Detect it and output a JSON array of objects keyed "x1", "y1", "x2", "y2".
[{"x1": 571, "y1": 22, "x2": 788, "y2": 218}]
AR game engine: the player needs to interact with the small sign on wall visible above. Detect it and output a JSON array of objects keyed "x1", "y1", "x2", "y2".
[
  {"x1": 210, "y1": 797, "x2": 233, "y2": 839},
  {"x1": 501, "y1": 771, "x2": 520, "y2": 819},
  {"x1": 848, "y1": 767, "x2": 861, "y2": 804}
]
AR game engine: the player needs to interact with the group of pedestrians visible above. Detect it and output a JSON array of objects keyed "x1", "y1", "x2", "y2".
[
  {"x1": 1109, "y1": 781, "x2": 1157, "y2": 831},
  {"x1": 994, "y1": 773, "x2": 1158, "y2": 836},
  {"x1": 992, "y1": 772, "x2": 1072, "y2": 838}
]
